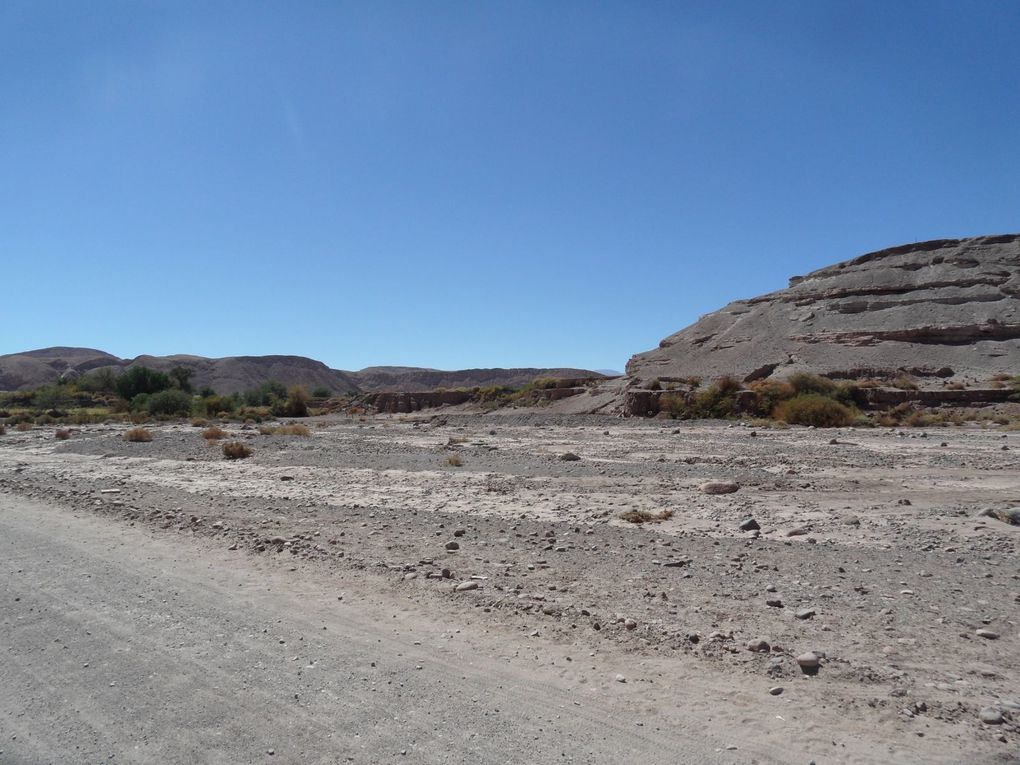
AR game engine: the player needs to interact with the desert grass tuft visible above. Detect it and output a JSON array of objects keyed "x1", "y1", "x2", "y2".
[
  {"x1": 55, "y1": 428, "x2": 71, "y2": 440},
  {"x1": 619, "y1": 509, "x2": 674, "y2": 524},
  {"x1": 446, "y1": 454, "x2": 463, "y2": 467},
  {"x1": 222, "y1": 441, "x2": 252, "y2": 459},
  {"x1": 201, "y1": 425, "x2": 228, "y2": 440},
  {"x1": 123, "y1": 427, "x2": 153, "y2": 442}
]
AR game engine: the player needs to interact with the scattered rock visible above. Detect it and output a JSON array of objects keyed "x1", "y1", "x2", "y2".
[
  {"x1": 746, "y1": 639, "x2": 770, "y2": 653},
  {"x1": 445, "y1": 541, "x2": 460, "y2": 551},
  {"x1": 794, "y1": 608, "x2": 816, "y2": 620},
  {"x1": 979, "y1": 707, "x2": 1004, "y2": 725},
  {"x1": 797, "y1": 652, "x2": 820, "y2": 674},
  {"x1": 559, "y1": 452, "x2": 581, "y2": 461},
  {"x1": 768, "y1": 686, "x2": 784, "y2": 696},
  {"x1": 975, "y1": 629, "x2": 999, "y2": 640},
  {"x1": 454, "y1": 581, "x2": 479, "y2": 592},
  {"x1": 738, "y1": 517, "x2": 760, "y2": 532},
  {"x1": 699, "y1": 480, "x2": 739, "y2": 495}
]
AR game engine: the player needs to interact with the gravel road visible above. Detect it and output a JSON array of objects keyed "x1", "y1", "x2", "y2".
[{"x1": 0, "y1": 494, "x2": 741, "y2": 765}]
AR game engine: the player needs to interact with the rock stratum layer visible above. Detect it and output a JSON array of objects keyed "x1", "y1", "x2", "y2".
[{"x1": 627, "y1": 234, "x2": 1020, "y2": 387}]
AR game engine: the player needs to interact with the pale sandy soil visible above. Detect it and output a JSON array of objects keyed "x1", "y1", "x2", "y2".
[{"x1": 1, "y1": 413, "x2": 1018, "y2": 764}]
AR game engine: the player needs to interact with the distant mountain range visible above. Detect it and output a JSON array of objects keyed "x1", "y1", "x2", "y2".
[{"x1": 0, "y1": 347, "x2": 604, "y2": 394}]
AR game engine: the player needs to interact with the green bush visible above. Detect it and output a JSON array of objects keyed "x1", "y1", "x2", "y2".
[
  {"x1": 775, "y1": 394, "x2": 854, "y2": 427},
  {"x1": 748, "y1": 379, "x2": 795, "y2": 416},
  {"x1": 243, "y1": 381, "x2": 288, "y2": 407},
  {"x1": 146, "y1": 389, "x2": 194, "y2": 417},
  {"x1": 199, "y1": 394, "x2": 238, "y2": 416},
  {"x1": 787, "y1": 373, "x2": 837, "y2": 397},
  {"x1": 271, "y1": 386, "x2": 310, "y2": 417},
  {"x1": 116, "y1": 366, "x2": 173, "y2": 400}
]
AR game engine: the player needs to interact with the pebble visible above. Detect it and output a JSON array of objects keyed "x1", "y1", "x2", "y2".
[
  {"x1": 445, "y1": 541, "x2": 460, "y2": 551},
  {"x1": 797, "y1": 652, "x2": 820, "y2": 672},
  {"x1": 746, "y1": 639, "x2": 770, "y2": 653},
  {"x1": 615, "y1": 674, "x2": 627, "y2": 683},
  {"x1": 768, "y1": 686, "x2": 784, "y2": 696},
  {"x1": 766, "y1": 599, "x2": 784, "y2": 608},
  {"x1": 738, "y1": 517, "x2": 760, "y2": 531},
  {"x1": 795, "y1": 608, "x2": 816, "y2": 620},
  {"x1": 975, "y1": 629, "x2": 999, "y2": 640},
  {"x1": 979, "y1": 707, "x2": 1004, "y2": 725},
  {"x1": 454, "y1": 581, "x2": 479, "y2": 592}
]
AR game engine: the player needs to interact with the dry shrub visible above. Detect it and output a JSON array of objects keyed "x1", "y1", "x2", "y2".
[
  {"x1": 191, "y1": 418, "x2": 209, "y2": 427},
  {"x1": 891, "y1": 375, "x2": 919, "y2": 391},
  {"x1": 124, "y1": 427, "x2": 153, "y2": 442},
  {"x1": 446, "y1": 455, "x2": 463, "y2": 467},
  {"x1": 0, "y1": 425, "x2": 5, "y2": 436},
  {"x1": 55, "y1": 429, "x2": 71, "y2": 440},
  {"x1": 273, "y1": 424, "x2": 311, "y2": 437},
  {"x1": 774, "y1": 394, "x2": 854, "y2": 427},
  {"x1": 222, "y1": 441, "x2": 252, "y2": 459},
  {"x1": 620, "y1": 509, "x2": 674, "y2": 524},
  {"x1": 16, "y1": 422, "x2": 33, "y2": 432},
  {"x1": 202, "y1": 425, "x2": 228, "y2": 440}
]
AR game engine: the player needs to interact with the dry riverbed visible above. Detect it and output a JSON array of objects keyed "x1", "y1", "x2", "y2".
[{"x1": 1, "y1": 413, "x2": 1019, "y2": 764}]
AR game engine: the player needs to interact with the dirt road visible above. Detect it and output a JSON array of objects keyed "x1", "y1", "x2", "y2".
[{"x1": 0, "y1": 493, "x2": 754, "y2": 765}]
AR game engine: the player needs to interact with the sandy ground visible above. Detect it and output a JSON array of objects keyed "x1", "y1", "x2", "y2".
[{"x1": 1, "y1": 413, "x2": 1019, "y2": 764}]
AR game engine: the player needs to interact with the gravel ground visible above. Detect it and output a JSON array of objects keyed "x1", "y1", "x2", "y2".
[{"x1": 1, "y1": 412, "x2": 1019, "y2": 764}]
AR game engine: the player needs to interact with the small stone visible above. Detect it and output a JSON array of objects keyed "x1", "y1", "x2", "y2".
[
  {"x1": 738, "y1": 517, "x2": 760, "y2": 532},
  {"x1": 979, "y1": 707, "x2": 1004, "y2": 725},
  {"x1": 453, "y1": 528, "x2": 466, "y2": 537},
  {"x1": 699, "y1": 480, "x2": 739, "y2": 495},
  {"x1": 445, "y1": 541, "x2": 460, "y2": 551},
  {"x1": 975, "y1": 629, "x2": 999, "y2": 640},
  {"x1": 785, "y1": 527, "x2": 809, "y2": 537},
  {"x1": 765, "y1": 584, "x2": 777, "y2": 593},
  {"x1": 797, "y1": 652, "x2": 820, "y2": 672},
  {"x1": 559, "y1": 452, "x2": 581, "y2": 461},
  {"x1": 624, "y1": 618, "x2": 638, "y2": 630},
  {"x1": 746, "y1": 639, "x2": 770, "y2": 653},
  {"x1": 768, "y1": 686, "x2": 784, "y2": 696},
  {"x1": 454, "y1": 581, "x2": 479, "y2": 592},
  {"x1": 615, "y1": 674, "x2": 627, "y2": 683},
  {"x1": 795, "y1": 608, "x2": 816, "y2": 620},
  {"x1": 766, "y1": 598, "x2": 784, "y2": 608}
]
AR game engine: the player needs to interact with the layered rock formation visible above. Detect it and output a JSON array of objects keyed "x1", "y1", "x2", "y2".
[{"x1": 627, "y1": 234, "x2": 1020, "y2": 387}]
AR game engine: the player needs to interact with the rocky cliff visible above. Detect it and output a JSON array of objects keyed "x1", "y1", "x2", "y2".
[{"x1": 626, "y1": 234, "x2": 1020, "y2": 387}]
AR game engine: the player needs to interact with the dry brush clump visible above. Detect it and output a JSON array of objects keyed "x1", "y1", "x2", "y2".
[
  {"x1": 201, "y1": 425, "x2": 228, "y2": 440},
  {"x1": 446, "y1": 454, "x2": 463, "y2": 467},
  {"x1": 55, "y1": 428, "x2": 71, "y2": 440},
  {"x1": 123, "y1": 427, "x2": 153, "y2": 442},
  {"x1": 774, "y1": 394, "x2": 855, "y2": 427},
  {"x1": 259, "y1": 424, "x2": 311, "y2": 436},
  {"x1": 0, "y1": 424, "x2": 5, "y2": 436},
  {"x1": 222, "y1": 441, "x2": 252, "y2": 459},
  {"x1": 16, "y1": 422, "x2": 33, "y2": 432},
  {"x1": 619, "y1": 509, "x2": 674, "y2": 524}
]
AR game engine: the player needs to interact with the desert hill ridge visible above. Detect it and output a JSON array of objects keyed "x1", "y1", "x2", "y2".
[
  {"x1": 625, "y1": 233, "x2": 1020, "y2": 389},
  {"x1": 0, "y1": 347, "x2": 602, "y2": 395}
]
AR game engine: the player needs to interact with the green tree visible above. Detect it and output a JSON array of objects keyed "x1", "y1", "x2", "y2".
[
  {"x1": 169, "y1": 366, "x2": 195, "y2": 393},
  {"x1": 116, "y1": 367, "x2": 173, "y2": 401}
]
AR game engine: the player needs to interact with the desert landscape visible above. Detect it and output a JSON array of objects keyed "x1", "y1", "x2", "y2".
[
  {"x1": 2, "y1": 233, "x2": 1020, "y2": 763},
  {"x1": 2, "y1": 406, "x2": 1018, "y2": 763}
]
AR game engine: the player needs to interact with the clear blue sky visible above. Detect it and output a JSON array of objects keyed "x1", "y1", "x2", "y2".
[{"x1": 2, "y1": 1, "x2": 1018, "y2": 372}]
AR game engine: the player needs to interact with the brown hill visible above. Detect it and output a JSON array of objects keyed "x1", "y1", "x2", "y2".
[
  {"x1": 626, "y1": 234, "x2": 1020, "y2": 388},
  {"x1": 0, "y1": 349, "x2": 601, "y2": 395}
]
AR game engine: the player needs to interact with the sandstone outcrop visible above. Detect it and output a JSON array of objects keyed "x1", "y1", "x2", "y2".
[{"x1": 626, "y1": 234, "x2": 1020, "y2": 387}]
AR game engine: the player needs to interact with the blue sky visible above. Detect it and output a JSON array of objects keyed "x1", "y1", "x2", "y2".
[{"x1": 2, "y1": 1, "x2": 1018, "y2": 372}]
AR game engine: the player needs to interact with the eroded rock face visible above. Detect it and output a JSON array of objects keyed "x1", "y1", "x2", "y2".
[{"x1": 626, "y1": 234, "x2": 1020, "y2": 386}]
